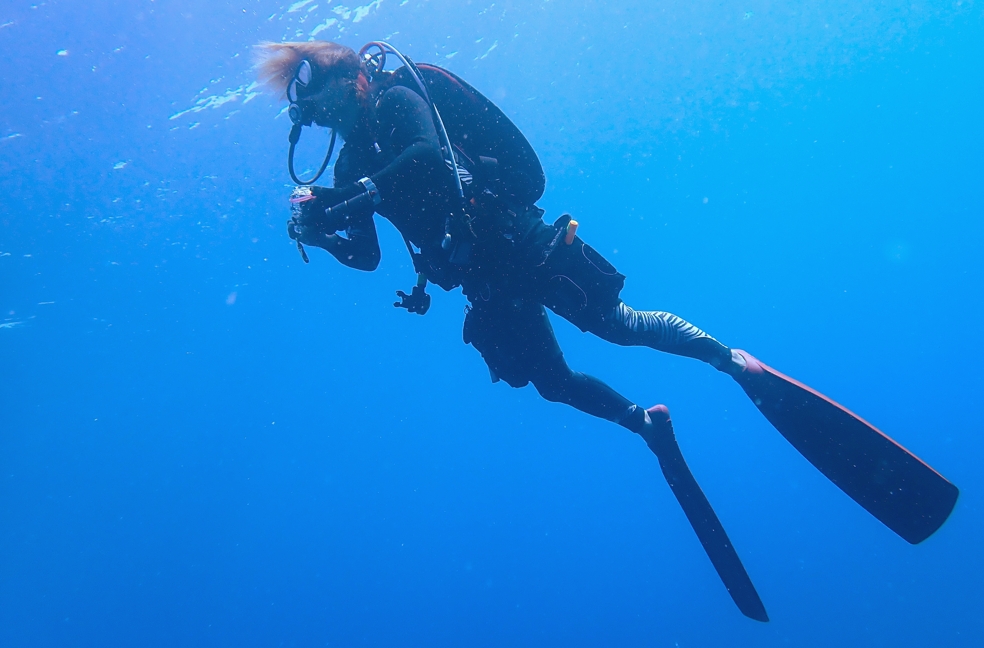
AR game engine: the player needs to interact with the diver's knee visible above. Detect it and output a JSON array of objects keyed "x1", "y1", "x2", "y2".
[
  {"x1": 532, "y1": 371, "x2": 574, "y2": 404},
  {"x1": 589, "y1": 301, "x2": 638, "y2": 344}
]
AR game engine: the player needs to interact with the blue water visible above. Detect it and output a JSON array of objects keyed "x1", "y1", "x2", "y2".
[{"x1": 2, "y1": 1, "x2": 982, "y2": 645}]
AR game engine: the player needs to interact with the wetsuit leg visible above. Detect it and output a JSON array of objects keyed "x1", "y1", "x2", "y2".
[
  {"x1": 530, "y1": 359, "x2": 639, "y2": 426},
  {"x1": 521, "y1": 221, "x2": 735, "y2": 369},
  {"x1": 463, "y1": 296, "x2": 643, "y2": 430},
  {"x1": 594, "y1": 302, "x2": 734, "y2": 368}
]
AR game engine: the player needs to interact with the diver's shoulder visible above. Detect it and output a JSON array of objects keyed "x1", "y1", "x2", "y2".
[{"x1": 377, "y1": 84, "x2": 428, "y2": 111}]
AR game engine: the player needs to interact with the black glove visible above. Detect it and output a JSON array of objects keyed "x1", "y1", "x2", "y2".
[
  {"x1": 394, "y1": 284, "x2": 431, "y2": 315},
  {"x1": 287, "y1": 187, "x2": 358, "y2": 240},
  {"x1": 287, "y1": 183, "x2": 374, "y2": 247}
]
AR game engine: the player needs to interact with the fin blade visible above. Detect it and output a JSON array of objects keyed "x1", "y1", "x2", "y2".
[
  {"x1": 649, "y1": 413, "x2": 769, "y2": 622},
  {"x1": 734, "y1": 351, "x2": 959, "y2": 544}
]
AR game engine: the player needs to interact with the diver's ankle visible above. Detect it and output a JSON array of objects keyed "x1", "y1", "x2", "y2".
[
  {"x1": 638, "y1": 405, "x2": 672, "y2": 455},
  {"x1": 712, "y1": 348, "x2": 747, "y2": 378}
]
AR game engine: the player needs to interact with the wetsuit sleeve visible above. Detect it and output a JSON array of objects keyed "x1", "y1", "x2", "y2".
[
  {"x1": 322, "y1": 212, "x2": 381, "y2": 271},
  {"x1": 370, "y1": 86, "x2": 449, "y2": 203}
]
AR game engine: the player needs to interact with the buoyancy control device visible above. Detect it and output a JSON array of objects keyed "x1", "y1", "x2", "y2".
[{"x1": 359, "y1": 41, "x2": 545, "y2": 254}]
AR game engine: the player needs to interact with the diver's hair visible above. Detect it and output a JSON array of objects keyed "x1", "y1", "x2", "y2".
[{"x1": 253, "y1": 41, "x2": 366, "y2": 98}]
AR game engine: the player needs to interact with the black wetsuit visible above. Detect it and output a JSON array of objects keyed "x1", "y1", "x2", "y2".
[{"x1": 323, "y1": 83, "x2": 734, "y2": 431}]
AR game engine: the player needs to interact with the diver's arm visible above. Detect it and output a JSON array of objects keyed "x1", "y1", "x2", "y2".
[
  {"x1": 289, "y1": 180, "x2": 381, "y2": 271},
  {"x1": 322, "y1": 212, "x2": 380, "y2": 271},
  {"x1": 368, "y1": 86, "x2": 450, "y2": 201}
]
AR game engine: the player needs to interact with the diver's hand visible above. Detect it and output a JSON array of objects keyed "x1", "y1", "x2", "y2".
[
  {"x1": 287, "y1": 184, "x2": 364, "y2": 248},
  {"x1": 289, "y1": 185, "x2": 346, "y2": 231},
  {"x1": 294, "y1": 182, "x2": 372, "y2": 227},
  {"x1": 311, "y1": 184, "x2": 366, "y2": 216},
  {"x1": 287, "y1": 217, "x2": 337, "y2": 250}
]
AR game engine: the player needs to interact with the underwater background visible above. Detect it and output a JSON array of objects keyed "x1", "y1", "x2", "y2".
[{"x1": 2, "y1": 0, "x2": 982, "y2": 645}]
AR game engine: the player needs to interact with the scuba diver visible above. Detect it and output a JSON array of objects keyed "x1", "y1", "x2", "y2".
[{"x1": 254, "y1": 40, "x2": 958, "y2": 621}]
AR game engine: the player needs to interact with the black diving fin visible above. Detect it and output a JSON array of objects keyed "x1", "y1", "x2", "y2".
[
  {"x1": 732, "y1": 350, "x2": 958, "y2": 544},
  {"x1": 643, "y1": 405, "x2": 769, "y2": 622}
]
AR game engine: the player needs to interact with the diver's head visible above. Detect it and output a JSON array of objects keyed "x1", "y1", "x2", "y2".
[{"x1": 254, "y1": 41, "x2": 369, "y2": 135}]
